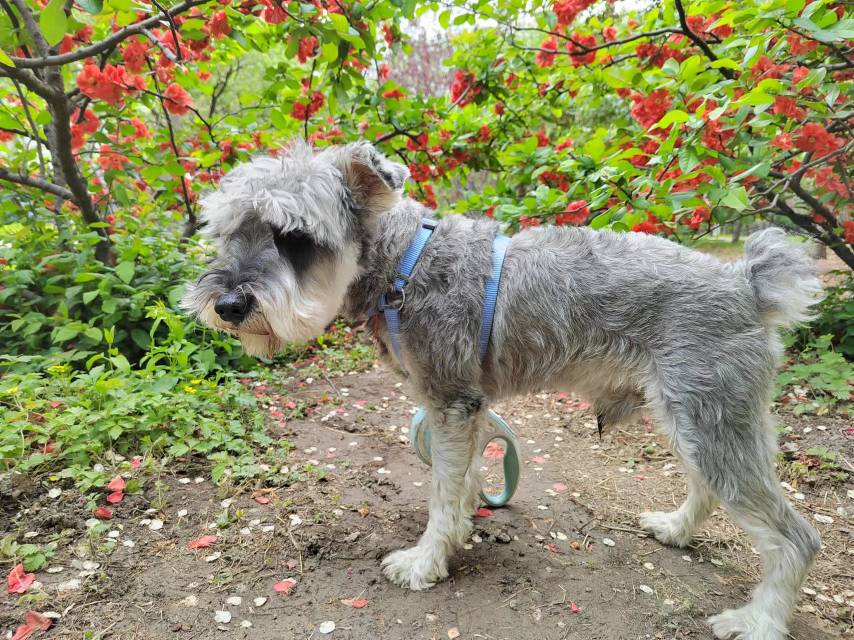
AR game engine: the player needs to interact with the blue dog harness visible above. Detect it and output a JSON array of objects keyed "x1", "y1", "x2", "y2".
[
  {"x1": 377, "y1": 218, "x2": 511, "y2": 368},
  {"x1": 383, "y1": 219, "x2": 520, "y2": 507}
]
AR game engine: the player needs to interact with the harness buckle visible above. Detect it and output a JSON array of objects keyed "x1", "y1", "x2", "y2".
[{"x1": 378, "y1": 288, "x2": 406, "y2": 312}]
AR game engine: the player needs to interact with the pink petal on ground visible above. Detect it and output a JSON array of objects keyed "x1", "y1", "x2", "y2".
[
  {"x1": 532, "y1": 456, "x2": 546, "y2": 465},
  {"x1": 24, "y1": 612, "x2": 52, "y2": 631},
  {"x1": 11, "y1": 623, "x2": 34, "y2": 640},
  {"x1": 340, "y1": 597, "x2": 368, "y2": 609},
  {"x1": 106, "y1": 475, "x2": 126, "y2": 492},
  {"x1": 7, "y1": 564, "x2": 35, "y2": 594},
  {"x1": 94, "y1": 507, "x2": 113, "y2": 520},
  {"x1": 552, "y1": 482, "x2": 568, "y2": 492},
  {"x1": 187, "y1": 535, "x2": 218, "y2": 549},
  {"x1": 273, "y1": 578, "x2": 297, "y2": 594},
  {"x1": 106, "y1": 490, "x2": 124, "y2": 504},
  {"x1": 483, "y1": 442, "x2": 505, "y2": 459},
  {"x1": 475, "y1": 507, "x2": 494, "y2": 518}
]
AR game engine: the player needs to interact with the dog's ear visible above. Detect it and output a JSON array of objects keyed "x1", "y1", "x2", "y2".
[{"x1": 335, "y1": 141, "x2": 409, "y2": 215}]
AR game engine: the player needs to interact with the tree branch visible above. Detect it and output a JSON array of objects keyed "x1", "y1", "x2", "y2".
[
  {"x1": 0, "y1": 166, "x2": 74, "y2": 200},
  {"x1": 7, "y1": 0, "x2": 212, "y2": 68},
  {"x1": 673, "y1": 0, "x2": 735, "y2": 80}
]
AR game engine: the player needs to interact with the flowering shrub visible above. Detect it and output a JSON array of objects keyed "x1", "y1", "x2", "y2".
[{"x1": 0, "y1": 0, "x2": 852, "y2": 279}]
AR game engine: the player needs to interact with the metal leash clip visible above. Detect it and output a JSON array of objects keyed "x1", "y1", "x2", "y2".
[{"x1": 409, "y1": 408, "x2": 521, "y2": 508}]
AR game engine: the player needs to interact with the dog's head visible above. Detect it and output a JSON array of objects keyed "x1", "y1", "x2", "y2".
[{"x1": 182, "y1": 140, "x2": 408, "y2": 357}]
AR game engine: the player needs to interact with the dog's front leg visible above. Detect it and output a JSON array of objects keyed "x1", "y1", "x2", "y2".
[{"x1": 382, "y1": 399, "x2": 479, "y2": 590}]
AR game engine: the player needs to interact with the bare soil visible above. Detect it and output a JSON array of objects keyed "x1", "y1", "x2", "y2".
[{"x1": 2, "y1": 363, "x2": 852, "y2": 640}]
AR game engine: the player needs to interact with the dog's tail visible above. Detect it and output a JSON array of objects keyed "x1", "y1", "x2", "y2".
[{"x1": 738, "y1": 228, "x2": 824, "y2": 331}]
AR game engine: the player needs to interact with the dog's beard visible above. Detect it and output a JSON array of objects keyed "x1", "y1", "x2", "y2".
[{"x1": 185, "y1": 246, "x2": 359, "y2": 358}]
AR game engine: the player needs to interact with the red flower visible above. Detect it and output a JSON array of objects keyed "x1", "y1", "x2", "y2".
[
  {"x1": 382, "y1": 23, "x2": 394, "y2": 47},
  {"x1": 535, "y1": 129, "x2": 550, "y2": 147},
  {"x1": 163, "y1": 83, "x2": 193, "y2": 116},
  {"x1": 485, "y1": 205, "x2": 496, "y2": 218},
  {"x1": 94, "y1": 506, "x2": 113, "y2": 519},
  {"x1": 751, "y1": 55, "x2": 789, "y2": 80},
  {"x1": 76, "y1": 63, "x2": 103, "y2": 100},
  {"x1": 494, "y1": 101, "x2": 505, "y2": 115},
  {"x1": 553, "y1": 0, "x2": 594, "y2": 26},
  {"x1": 208, "y1": 10, "x2": 230, "y2": 37},
  {"x1": 566, "y1": 32, "x2": 596, "y2": 66},
  {"x1": 771, "y1": 133, "x2": 794, "y2": 150},
  {"x1": 420, "y1": 183, "x2": 438, "y2": 209},
  {"x1": 382, "y1": 88, "x2": 405, "y2": 99},
  {"x1": 408, "y1": 163, "x2": 431, "y2": 182},
  {"x1": 519, "y1": 215, "x2": 541, "y2": 228},
  {"x1": 686, "y1": 205, "x2": 711, "y2": 230},
  {"x1": 261, "y1": 0, "x2": 286, "y2": 24},
  {"x1": 539, "y1": 171, "x2": 569, "y2": 191},
  {"x1": 556, "y1": 200, "x2": 590, "y2": 225},
  {"x1": 794, "y1": 123, "x2": 842, "y2": 155},
  {"x1": 378, "y1": 63, "x2": 390, "y2": 81},
  {"x1": 603, "y1": 26, "x2": 617, "y2": 42},
  {"x1": 73, "y1": 108, "x2": 100, "y2": 134},
  {"x1": 98, "y1": 145, "x2": 128, "y2": 171},
  {"x1": 635, "y1": 43, "x2": 680, "y2": 68},
  {"x1": 632, "y1": 213, "x2": 670, "y2": 235},
  {"x1": 297, "y1": 36, "x2": 318, "y2": 63},
  {"x1": 630, "y1": 89, "x2": 671, "y2": 129},
  {"x1": 450, "y1": 70, "x2": 480, "y2": 106},
  {"x1": 772, "y1": 96, "x2": 806, "y2": 120},
  {"x1": 842, "y1": 220, "x2": 854, "y2": 244},
  {"x1": 536, "y1": 37, "x2": 558, "y2": 68},
  {"x1": 786, "y1": 33, "x2": 817, "y2": 56},
  {"x1": 479, "y1": 124, "x2": 491, "y2": 142},
  {"x1": 129, "y1": 118, "x2": 150, "y2": 139},
  {"x1": 122, "y1": 38, "x2": 148, "y2": 73},
  {"x1": 406, "y1": 132, "x2": 428, "y2": 151}
]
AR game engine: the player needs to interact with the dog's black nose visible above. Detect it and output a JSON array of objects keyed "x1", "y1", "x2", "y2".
[{"x1": 214, "y1": 291, "x2": 252, "y2": 324}]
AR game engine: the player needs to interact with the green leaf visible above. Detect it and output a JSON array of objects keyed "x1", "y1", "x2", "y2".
[
  {"x1": 710, "y1": 58, "x2": 740, "y2": 70},
  {"x1": 321, "y1": 41, "x2": 338, "y2": 62},
  {"x1": 76, "y1": 0, "x2": 103, "y2": 13},
  {"x1": 720, "y1": 185, "x2": 749, "y2": 211},
  {"x1": 115, "y1": 261, "x2": 134, "y2": 284},
  {"x1": 39, "y1": 0, "x2": 68, "y2": 47},
  {"x1": 654, "y1": 109, "x2": 690, "y2": 130},
  {"x1": 0, "y1": 48, "x2": 13, "y2": 67},
  {"x1": 53, "y1": 326, "x2": 79, "y2": 343}
]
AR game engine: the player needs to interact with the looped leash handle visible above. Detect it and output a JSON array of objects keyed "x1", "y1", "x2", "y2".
[{"x1": 410, "y1": 408, "x2": 520, "y2": 508}]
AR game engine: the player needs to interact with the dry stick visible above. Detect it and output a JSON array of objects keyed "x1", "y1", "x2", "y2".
[
  {"x1": 0, "y1": 165, "x2": 73, "y2": 199},
  {"x1": 673, "y1": 0, "x2": 734, "y2": 80}
]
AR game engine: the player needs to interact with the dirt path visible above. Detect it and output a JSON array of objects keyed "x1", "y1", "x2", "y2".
[{"x1": 2, "y1": 364, "x2": 851, "y2": 640}]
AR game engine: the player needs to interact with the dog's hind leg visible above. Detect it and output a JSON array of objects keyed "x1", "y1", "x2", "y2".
[
  {"x1": 649, "y1": 402, "x2": 819, "y2": 640},
  {"x1": 705, "y1": 446, "x2": 820, "y2": 640},
  {"x1": 382, "y1": 396, "x2": 480, "y2": 590}
]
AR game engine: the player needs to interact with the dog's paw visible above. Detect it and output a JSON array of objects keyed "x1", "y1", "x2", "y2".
[
  {"x1": 639, "y1": 510, "x2": 692, "y2": 548},
  {"x1": 708, "y1": 607, "x2": 785, "y2": 640},
  {"x1": 382, "y1": 546, "x2": 448, "y2": 591}
]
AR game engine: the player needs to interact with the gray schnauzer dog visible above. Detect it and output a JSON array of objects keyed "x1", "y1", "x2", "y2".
[{"x1": 183, "y1": 140, "x2": 824, "y2": 640}]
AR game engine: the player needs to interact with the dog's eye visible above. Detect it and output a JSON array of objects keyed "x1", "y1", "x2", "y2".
[{"x1": 273, "y1": 228, "x2": 314, "y2": 272}]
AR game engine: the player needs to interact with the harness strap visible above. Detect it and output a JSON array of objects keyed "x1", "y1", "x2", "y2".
[
  {"x1": 378, "y1": 219, "x2": 510, "y2": 370},
  {"x1": 479, "y1": 235, "x2": 510, "y2": 362},
  {"x1": 380, "y1": 219, "x2": 436, "y2": 364}
]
